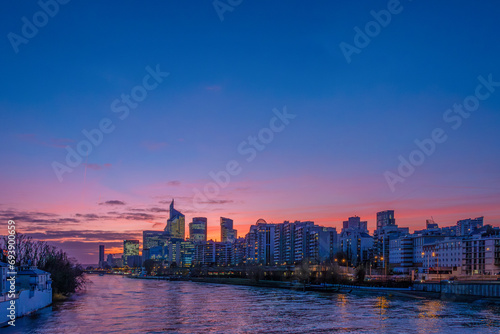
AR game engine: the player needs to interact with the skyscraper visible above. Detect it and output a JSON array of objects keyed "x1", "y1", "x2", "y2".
[
  {"x1": 339, "y1": 216, "x2": 373, "y2": 265},
  {"x1": 143, "y1": 230, "x2": 168, "y2": 249},
  {"x1": 123, "y1": 240, "x2": 139, "y2": 266},
  {"x1": 220, "y1": 217, "x2": 237, "y2": 243},
  {"x1": 373, "y1": 210, "x2": 408, "y2": 270},
  {"x1": 98, "y1": 245, "x2": 105, "y2": 268},
  {"x1": 376, "y1": 210, "x2": 396, "y2": 232},
  {"x1": 245, "y1": 219, "x2": 275, "y2": 265},
  {"x1": 189, "y1": 217, "x2": 207, "y2": 242},
  {"x1": 165, "y1": 199, "x2": 185, "y2": 239}
]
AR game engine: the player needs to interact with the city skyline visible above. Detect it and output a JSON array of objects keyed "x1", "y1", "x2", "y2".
[
  {"x1": 1, "y1": 1, "x2": 499, "y2": 265},
  {"x1": 97, "y1": 199, "x2": 488, "y2": 266}
]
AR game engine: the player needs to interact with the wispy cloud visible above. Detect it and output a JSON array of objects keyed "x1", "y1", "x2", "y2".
[
  {"x1": 99, "y1": 200, "x2": 126, "y2": 206},
  {"x1": 198, "y1": 199, "x2": 234, "y2": 205},
  {"x1": 142, "y1": 141, "x2": 168, "y2": 151},
  {"x1": 167, "y1": 180, "x2": 181, "y2": 186},
  {"x1": 0, "y1": 210, "x2": 80, "y2": 227}
]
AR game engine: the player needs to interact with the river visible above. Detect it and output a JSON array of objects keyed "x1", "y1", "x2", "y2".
[{"x1": 4, "y1": 275, "x2": 500, "y2": 333}]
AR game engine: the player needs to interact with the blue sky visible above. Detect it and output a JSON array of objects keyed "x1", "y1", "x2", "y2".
[{"x1": 0, "y1": 1, "x2": 499, "y2": 262}]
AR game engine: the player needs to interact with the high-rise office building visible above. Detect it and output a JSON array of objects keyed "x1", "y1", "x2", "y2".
[
  {"x1": 143, "y1": 230, "x2": 168, "y2": 249},
  {"x1": 123, "y1": 240, "x2": 140, "y2": 266},
  {"x1": 245, "y1": 219, "x2": 275, "y2": 265},
  {"x1": 339, "y1": 216, "x2": 373, "y2": 265},
  {"x1": 165, "y1": 199, "x2": 185, "y2": 239},
  {"x1": 376, "y1": 210, "x2": 396, "y2": 232},
  {"x1": 98, "y1": 245, "x2": 105, "y2": 268},
  {"x1": 457, "y1": 217, "x2": 484, "y2": 236},
  {"x1": 189, "y1": 217, "x2": 207, "y2": 242},
  {"x1": 221, "y1": 217, "x2": 237, "y2": 243},
  {"x1": 373, "y1": 210, "x2": 409, "y2": 270}
]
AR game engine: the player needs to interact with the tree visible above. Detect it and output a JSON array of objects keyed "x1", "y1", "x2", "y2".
[
  {"x1": 247, "y1": 265, "x2": 263, "y2": 282},
  {"x1": 323, "y1": 259, "x2": 341, "y2": 284},
  {"x1": 335, "y1": 251, "x2": 349, "y2": 266},
  {"x1": 296, "y1": 259, "x2": 311, "y2": 290},
  {"x1": 355, "y1": 266, "x2": 366, "y2": 284},
  {"x1": 41, "y1": 249, "x2": 86, "y2": 296},
  {"x1": 143, "y1": 259, "x2": 155, "y2": 276},
  {"x1": 1, "y1": 234, "x2": 87, "y2": 296}
]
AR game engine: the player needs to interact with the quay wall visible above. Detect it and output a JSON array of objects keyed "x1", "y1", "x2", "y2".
[
  {"x1": 0, "y1": 289, "x2": 52, "y2": 326},
  {"x1": 413, "y1": 282, "x2": 500, "y2": 298}
]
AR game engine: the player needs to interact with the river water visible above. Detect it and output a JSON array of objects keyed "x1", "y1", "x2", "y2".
[{"x1": 4, "y1": 275, "x2": 500, "y2": 333}]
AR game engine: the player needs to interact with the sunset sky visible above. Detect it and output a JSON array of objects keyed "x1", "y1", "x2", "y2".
[{"x1": 1, "y1": 1, "x2": 499, "y2": 264}]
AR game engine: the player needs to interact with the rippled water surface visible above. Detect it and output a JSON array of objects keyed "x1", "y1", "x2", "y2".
[{"x1": 5, "y1": 275, "x2": 500, "y2": 333}]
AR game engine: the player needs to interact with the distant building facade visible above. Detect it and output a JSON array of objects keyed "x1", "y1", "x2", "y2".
[
  {"x1": 98, "y1": 245, "x2": 105, "y2": 268},
  {"x1": 190, "y1": 217, "x2": 207, "y2": 242},
  {"x1": 165, "y1": 199, "x2": 185, "y2": 239},
  {"x1": 339, "y1": 216, "x2": 373, "y2": 265},
  {"x1": 220, "y1": 217, "x2": 237, "y2": 243},
  {"x1": 123, "y1": 240, "x2": 140, "y2": 266}
]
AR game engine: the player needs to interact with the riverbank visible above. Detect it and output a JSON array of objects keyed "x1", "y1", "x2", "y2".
[
  {"x1": 188, "y1": 277, "x2": 443, "y2": 299},
  {"x1": 129, "y1": 276, "x2": 500, "y2": 302}
]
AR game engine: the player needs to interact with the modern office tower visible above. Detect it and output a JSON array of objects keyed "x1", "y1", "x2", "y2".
[
  {"x1": 165, "y1": 199, "x2": 185, "y2": 239},
  {"x1": 388, "y1": 236, "x2": 415, "y2": 274},
  {"x1": 194, "y1": 240, "x2": 217, "y2": 266},
  {"x1": 373, "y1": 210, "x2": 409, "y2": 270},
  {"x1": 376, "y1": 210, "x2": 396, "y2": 231},
  {"x1": 463, "y1": 235, "x2": 500, "y2": 275},
  {"x1": 143, "y1": 230, "x2": 168, "y2": 249},
  {"x1": 189, "y1": 217, "x2": 208, "y2": 242},
  {"x1": 106, "y1": 254, "x2": 124, "y2": 268},
  {"x1": 142, "y1": 230, "x2": 169, "y2": 262},
  {"x1": 215, "y1": 242, "x2": 233, "y2": 266},
  {"x1": 274, "y1": 221, "x2": 338, "y2": 265},
  {"x1": 231, "y1": 237, "x2": 246, "y2": 265},
  {"x1": 220, "y1": 217, "x2": 237, "y2": 243},
  {"x1": 339, "y1": 216, "x2": 373, "y2": 265},
  {"x1": 98, "y1": 245, "x2": 105, "y2": 268},
  {"x1": 315, "y1": 226, "x2": 338, "y2": 262},
  {"x1": 245, "y1": 219, "x2": 275, "y2": 265},
  {"x1": 226, "y1": 229, "x2": 237, "y2": 243},
  {"x1": 456, "y1": 217, "x2": 484, "y2": 236},
  {"x1": 193, "y1": 240, "x2": 233, "y2": 266},
  {"x1": 123, "y1": 240, "x2": 140, "y2": 266},
  {"x1": 166, "y1": 239, "x2": 196, "y2": 267},
  {"x1": 106, "y1": 254, "x2": 114, "y2": 267},
  {"x1": 293, "y1": 221, "x2": 317, "y2": 263}
]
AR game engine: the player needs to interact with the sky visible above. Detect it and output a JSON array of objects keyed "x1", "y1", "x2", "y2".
[{"x1": 1, "y1": 1, "x2": 499, "y2": 264}]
